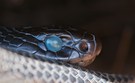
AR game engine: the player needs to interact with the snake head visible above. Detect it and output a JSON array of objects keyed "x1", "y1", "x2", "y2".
[
  {"x1": 36, "y1": 28, "x2": 102, "y2": 67},
  {"x1": 11, "y1": 27, "x2": 101, "y2": 67},
  {"x1": 65, "y1": 32, "x2": 102, "y2": 67}
]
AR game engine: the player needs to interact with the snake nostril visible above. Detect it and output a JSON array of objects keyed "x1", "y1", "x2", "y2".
[{"x1": 79, "y1": 40, "x2": 88, "y2": 53}]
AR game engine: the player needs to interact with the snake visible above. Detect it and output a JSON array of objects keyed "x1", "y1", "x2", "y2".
[{"x1": 0, "y1": 26, "x2": 134, "y2": 83}]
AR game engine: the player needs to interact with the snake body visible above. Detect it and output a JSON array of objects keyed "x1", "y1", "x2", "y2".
[{"x1": 0, "y1": 26, "x2": 134, "y2": 83}]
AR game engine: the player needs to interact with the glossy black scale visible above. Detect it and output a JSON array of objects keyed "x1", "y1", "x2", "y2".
[{"x1": 0, "y1": 26, "x2": 101, "y2": 66}]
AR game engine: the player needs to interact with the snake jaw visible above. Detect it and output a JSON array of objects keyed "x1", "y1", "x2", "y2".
[
  {"x1": 69, "y1": 54, "x2": 96, "y2": 67},
  {"x1": 70, "y1": 45, "x2": 101, "y2": 67}
]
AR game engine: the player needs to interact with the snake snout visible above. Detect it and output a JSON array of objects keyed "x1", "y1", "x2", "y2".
[{"x1": 69, "y1": 36, "x2": 102, "y2": 67}]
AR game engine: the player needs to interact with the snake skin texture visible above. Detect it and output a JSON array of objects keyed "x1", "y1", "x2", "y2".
[
  {"x1": 0, "y1": 26, "x2": 134, "y2": 83},
  {"x1": 0, "y1": 26, "x2": 101, "y2": 66},
  {"x1": 0, "y1": 48, "x2": 135, "y2": 83}
]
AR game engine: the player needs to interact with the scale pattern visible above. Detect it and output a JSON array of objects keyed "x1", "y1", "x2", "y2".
[
  {"x1": 0, "y1": 26, "x2": 134, "y2": 83},
  {"x1": 0, "y1": 26, "x2": 98, "y2": 65},
  {"x1": 0, "y1": 48, "x2": 135, "y2": 83}
]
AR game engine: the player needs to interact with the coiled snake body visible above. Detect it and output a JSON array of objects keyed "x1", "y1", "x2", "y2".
[{"x1": 0, "y1": 26, "x2": 134, "y2": 83}]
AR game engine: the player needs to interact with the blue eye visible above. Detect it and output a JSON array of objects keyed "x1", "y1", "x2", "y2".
[{"x1": 45, "y1": 35, "x2": 63, "y2": 52}]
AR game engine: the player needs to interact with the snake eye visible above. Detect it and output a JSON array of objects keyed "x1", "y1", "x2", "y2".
[
  {"x1": 45, "y1": 36, "x2": 63, "y2": 52},
  {"x1": 79, "y1": 40, "x2": 88, "y2": 53}
]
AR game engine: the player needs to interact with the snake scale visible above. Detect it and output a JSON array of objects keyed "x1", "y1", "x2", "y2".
[{"x1": 0, "y1": 26, "x2": 134, "y2": 83}]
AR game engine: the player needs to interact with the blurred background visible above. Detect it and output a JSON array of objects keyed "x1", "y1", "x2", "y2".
[{"x1": 0, "y1": 0, "x2": 135, "y2": 75}]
